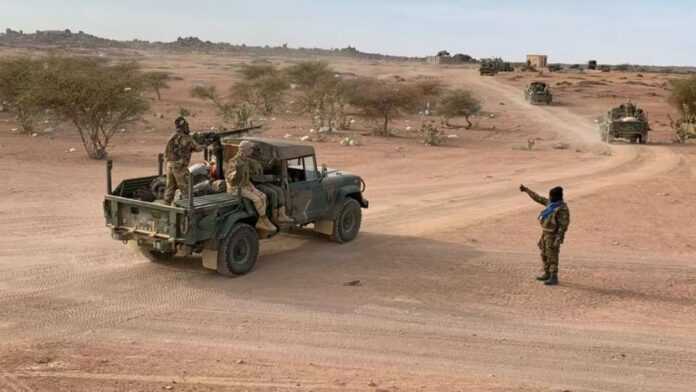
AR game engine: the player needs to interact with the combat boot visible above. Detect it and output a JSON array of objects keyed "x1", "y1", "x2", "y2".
[
  {"x1": 275, "y1": 207, "x2": 294, "y2": 224},
  {"x1": 255, "y1": 215, "x2": 277, "y2": 233},
  {"x1": 536, "y1": 271, "x2": 550, "y2": 281},
  {"x1": 544, "y1": 273, "x2": 559, "y2": 286}
]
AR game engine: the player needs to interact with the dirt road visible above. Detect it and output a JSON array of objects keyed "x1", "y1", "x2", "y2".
[{"x1": 1, "y1": 66, "x2": 695, "y2": 392}]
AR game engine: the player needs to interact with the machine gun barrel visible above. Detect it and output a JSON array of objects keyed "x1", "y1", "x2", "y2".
[{"x1": 194, "y1": 125, "x2": 263, "y2": 146}]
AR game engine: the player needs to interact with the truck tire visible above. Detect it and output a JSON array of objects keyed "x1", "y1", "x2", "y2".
[
  {"x1": 217, "y1": 223, "x2": 259, "y2": 276},
  {"x1": 331, "y1": 198, "x2": 362, "y2": 243}
]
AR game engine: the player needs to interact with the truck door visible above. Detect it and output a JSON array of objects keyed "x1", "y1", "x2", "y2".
[{"x1": 286, "y1": 156, "x2": 328, "y2": 223}]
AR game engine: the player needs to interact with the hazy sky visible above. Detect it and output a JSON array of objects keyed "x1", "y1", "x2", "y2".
[{"x1": 2, "y1": 0, "x2": 694, "y2": 65}]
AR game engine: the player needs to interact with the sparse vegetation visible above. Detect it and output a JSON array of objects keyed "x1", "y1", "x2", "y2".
[
  {"x1": 438, "y1": 89, "x2": 482, "y2": 129},
  {"x1": 33, "y1": 57, "x2": 149, "y2": 159},
  {"x1": 346, "y1": 77, "x2": 421, "y2": 136},
  {"x1": 668, "y1": 76, "x2": 696, "y2": 143},
  {"x1": 142, "y1": 71, "x2": 171, "y2": 100},
  {"x1": 669, "y1": 76, "x2": 696, "y2": 117},
  {"x1": 191, "y1": 85, "x2": 253, "y2": 127},
  {"x1": 413, "y1": 79, "x2": 445, "y2": 114},
  {"x1": 421, "y1": 120, "x2": 443, "y2": 146},
  {"x1": 0, "y1": 57, "x2": 43, "y2": 133},
  {"x1": 234, "y1": 64, "x2": 289, "y2": 115},
  {"x1": 286, "y1": 61, "x2": 351, "y2": 129}
]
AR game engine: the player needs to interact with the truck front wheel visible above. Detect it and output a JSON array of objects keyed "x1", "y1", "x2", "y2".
[
  {"x1": 332, "y1": 198, "x2": 362, "y2": 243},
  {"x1": 218, "y1": 223, "x2": 259, "y2": 276}
]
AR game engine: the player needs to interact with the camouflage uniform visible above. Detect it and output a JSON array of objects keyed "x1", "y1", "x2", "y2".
[
  {"x1": 163, "y1": 130, "x2": 203, "y2": 204},
  {"x1": 523, "y1": 187, "x2": 570, "y2": 280},
  {"x1": 225, "y1": 152, "x2": 268, "y2": 216}
]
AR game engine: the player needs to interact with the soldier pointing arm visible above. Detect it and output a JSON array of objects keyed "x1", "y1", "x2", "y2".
[{"x1": 520, "y1": 184, "x2": 570, "y2": 286}]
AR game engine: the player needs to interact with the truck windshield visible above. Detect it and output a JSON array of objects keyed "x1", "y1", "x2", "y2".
[{"x1": 287, "y1": 156, "x2": 318, "y2": 182}]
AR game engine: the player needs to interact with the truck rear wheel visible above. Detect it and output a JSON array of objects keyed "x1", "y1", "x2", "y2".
[
  {"x1": 331, "y1": 198, "x2": 362, "y2": 243},
  {"x1": 217, "y1": 223, "x2": 259, "y2": 276}
]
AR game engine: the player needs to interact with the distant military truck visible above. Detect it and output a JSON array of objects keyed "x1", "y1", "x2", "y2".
[
  {"x1": 479, "y1": 58, "x2": 512, "y2": 76},
  {"x1": 479, "y1": 60, "x2": 498, "y2": 76},
  {"x1": 599, "y1": 102, "x2": 650, "y2": 144},
  {"x1": 524, "y1": 81, "x2": 553, "y2": 105},
  {"x1": 103, "y1": 137, "x2": 369, "y2": 276}
]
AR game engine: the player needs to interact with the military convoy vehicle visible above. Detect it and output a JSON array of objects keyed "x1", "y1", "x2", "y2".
[
  {"x1": 104, "y1": 137, "x2": 369, "y2": 276},
  {"x1": 479, "y1": 60, "x2": 498, "y2": 76},
  {"x1": 479, "y1": 58, "x2": 513, "y2": 76},
  {"x1": 524, "y1": 81, "x2": 552, "y2": 105},
  {"x1": 599, "y1": 102, "x2": 650, "y2": 144}
]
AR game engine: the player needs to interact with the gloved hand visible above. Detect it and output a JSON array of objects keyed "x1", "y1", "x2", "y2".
[{"x1": 519, "y1": 184, "x2": 528, "y2": 193}]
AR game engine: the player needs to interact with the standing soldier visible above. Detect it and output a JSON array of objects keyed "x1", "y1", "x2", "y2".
[
  {"x1": 225, "y1": 141, "x2": 276, "y2": 232},
  {"x1": 163, "y1": 117, "x2": 203, "y2": 205},
  {"x1": 520, "y1": 184, "x2": 570, "y2": 286}
]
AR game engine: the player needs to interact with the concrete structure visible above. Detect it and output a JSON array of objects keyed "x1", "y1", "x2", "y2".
[{"x1": 526, "y1": 54, "x2": 548, "y2": 69}]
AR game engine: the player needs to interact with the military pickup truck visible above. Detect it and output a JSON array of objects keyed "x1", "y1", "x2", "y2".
[
  {"x1": 524, "y1": 81, "x2": 552, "y2": 105},
  {"x1": 599, "y1": 102, "x2": 650, "y2": 144},
  {"x1": 479, "y1": 58, "x2": 513, "y2": 76},
  {"x1": 103, "y1": 137, "x2": 369, "y2": 276}
]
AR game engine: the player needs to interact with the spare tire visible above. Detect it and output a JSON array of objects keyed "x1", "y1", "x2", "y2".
[{"x1": 150, "y1": 176, "x2": 166, "y2": 200}]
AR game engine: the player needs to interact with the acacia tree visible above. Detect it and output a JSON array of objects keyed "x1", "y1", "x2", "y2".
[
  {"x1": 234, "y1": 64, "x2": 289, "y2": 115},
  {"x1": 438, "y1": 89, "x2": 482, "y2": 129},
  {"x1": 0, "y1": 57, "x2": 43, "y2": 133},
  {"x1": 346, "y1": 77, "x2": 421, "y2": 136},
  {"x1": 34, "y1": 57, "x2": 149, "y2": 159},
  {"x1": 413, "y1": 78, "x2": 444, "y2": 114},
  {"x1": 668, "y1": 76, "x2": 696, "y2": 143},
  {"x1": 143, "y1": 71, "x2": 171, "y2": 100},
  {"x1": 285, "y1": 61, "x2": 349, "y2": 129},
  {"x1": 191, "y1": 85, "x2": 253, "y2": 127},
  {"x1": 669, "y1": 76, "x2": 696, "y2": 117}
]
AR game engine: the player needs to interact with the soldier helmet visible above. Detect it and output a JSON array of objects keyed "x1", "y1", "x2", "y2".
[
  {"x1": 239, "y1": 140, "x2": 254, "y2": 154},
  {"x1": 549, "y1": 186, "x2": 564, "y2": 202},
  {"x1": 174, "y1": 116, "x2": 188, "y2": 130}
]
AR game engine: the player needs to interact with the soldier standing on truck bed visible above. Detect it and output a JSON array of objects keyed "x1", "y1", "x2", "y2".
[
  {"x1": 163, "y1": 117, "x2": 203, "y2": 205},
  {"x1": 225, "y1": 141, "x2": 276, "y2": 232},
  {"x1": 519, "y1": 184, "x2": 570, "y2": 286}
]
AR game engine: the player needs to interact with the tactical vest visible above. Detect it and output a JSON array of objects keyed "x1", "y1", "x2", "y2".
[{"x1": 164, "y1": 132, "x2": 192, "y2": 164}]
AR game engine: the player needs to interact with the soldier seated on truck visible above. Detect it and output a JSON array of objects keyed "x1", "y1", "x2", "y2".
[
  {"x1": 224, "y1": 141, "x2": 291, "y2": 232},
  {"x1": 251, "y1": 159, "x2": 294, "y2": 226}
]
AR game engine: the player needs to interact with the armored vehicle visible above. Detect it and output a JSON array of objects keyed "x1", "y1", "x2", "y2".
[
  {"x1": 599, "y1": 102, "x2": 650, "y2": 144},
  {"x1": 479, "y1": 60, "x2": 498, "y2": 76},
  {"x1": 524, "y1": 81, "x2": 552, "y2": 105},
  {"x1": 479, "y1": 58, "x2": 512, "y2": 76},
  {"x1": 103, "y1": 136, "x2": 369, "y2": 276}
]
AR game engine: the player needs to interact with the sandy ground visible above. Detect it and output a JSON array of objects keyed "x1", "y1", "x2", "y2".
[{"x1": 1, "y1": 51, "x2": 695, "y2": 392}]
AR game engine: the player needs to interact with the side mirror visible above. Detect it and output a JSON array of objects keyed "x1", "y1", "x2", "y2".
[{"x1": 320, "y1": 164, "x2": 328, "y2": 180}]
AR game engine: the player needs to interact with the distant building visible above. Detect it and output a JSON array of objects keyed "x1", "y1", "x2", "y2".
[
  {"x1": 588, "y1": 60, "x2": 598, "y2": 70},
  {"x1": 526, "y1": 54, "x2": 548, "y2": 69}
]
